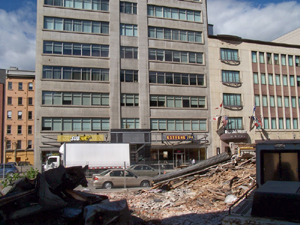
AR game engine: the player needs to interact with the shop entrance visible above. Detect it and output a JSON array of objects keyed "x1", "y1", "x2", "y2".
[{"x1": 174, "y1": 153, "x2": 184, "y2": 168}]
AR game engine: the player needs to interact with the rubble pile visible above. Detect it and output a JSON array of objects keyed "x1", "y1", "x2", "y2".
[{"x1": 99, "y1": 156, "x2": 257, "y2": 224}]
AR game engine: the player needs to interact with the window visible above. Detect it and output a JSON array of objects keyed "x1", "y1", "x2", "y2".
[
  {"x1": 259, "y1": 52, "x2": 264, "y2": 63},
  {"x1": 296, "y1": 56, "x2": 300, "y2": 66},
  {"x1": 7, "y1": 111, "x2": 12, "y2": 119},
  {"x1": 17, "y1": 140, "x2": 21, "y2": 149},
  {"x1": 281, "y1": 54, "x2": 286, "y2": 65},
  {"x1": 149, "y1": 72, "x2": 204, "y2": 86},
  {"x1": 253, "y1": 73, "x2": 258, "y2": 84},
  {"x1": 43, "y1": 41, "x2": 109, "y2": 57},
  {"x1": 252, "y1": 51, "x2": 257, "y2": 63},
  {"x1": 286, "y1": 118, "x2": 291, "y2": 129},
  {"x1": 18, "y1": 111, "x2": 22, "y2": 119},
  {"x1": 226, "y1": 117, "x2": 243, "y2": 130},
  {"x1": 6, "y1": 140, "x2": 11, "y2": 149},
  {"x1": 276, "y1": 75, "x2": 281, "y2": 85},
  {"x1": 7, "y1": 97, "x2": 12, "y2": 105},
  {"x1": 255, "y1": 95, "x2": 260, "y2": 107},
  {"x1": 150, "y1": 95, "x2": 205, "y2": 108},
  {"x1": 44, "y1": 0, "x2": 109, "y2": 11},
  {"x1": 18, "y1": 82, "x2": 23, "y2": 90},
  {"x1": 121, "y1": 94, "x2": 139, "y2": 107},
  {"x1": 28, "y1": 126, "x2": 32, "y2": 134},
  {"x1": 43, "y1": 66, "x2": 109, "y2": 81},
  {"x1": 28, "y1": 97, "x2": 33, "y2": 105},
  {"x1": 17, "y1": 125, "x2": 22, "y2": 134},
  {"x1": 220, "y1": 48, "x2": 238, "y2": 61},
  {"x1": 148, "y1": 27, "x2": 202, "y2": 43},
  {"x1": 120, "y1": 46, "x2": 138, "y2": 59},
  {"x1": 271, "y1": 118, "x2": 277, "y2": 129},
  {"x1": 120, "y1": 70, "x2": 138, "y2": 83},
  {"x1": 28, "y1": 83, "x2": 33, "y2": 90},
  {"x1": 277, "y1": 96, "x2": 282, "y2": 107},
  {"x1": 121, "y1": 118, "x2": 139, "y2": 129},
  {"x1": 284, "y1": 96, "x2": 289, "y2": 107},
  {"x1": 151, "y1": 119, "x2": 206, "y2": 131},
  {"x1": 44, "y1": 17, "x2": 109, "y2": 34},
  {"x1": 288, "y1": 55, "x2": 293, "y2": 66},
  {"x1": 292, "y1": 97, "x2": 296, "y2": 108},
  {"x1": 149, "y1": 49, "x2": 203, "y2": 64},
  {"x1": 120, "y1": 2, "x2": 137, "y2": 14},
  {"x1": 120, "y1": 24, "x2": 137, "y2": 36},
  {"x1": 147, "y1": 5, "x2": 201, "y2": 22},
  {"x1": 261, "y1": 73, "x2": 266, "y2": 84},
  {"x1": 274, "y1": 54, "x2": 279, "y2": 65},
  {"x1": 262, "y1": 96, "x2": 268, "y2": 106},
  {"x1": 264, "y1": 118, "x2": 269, "y2": 129},
  {"x1": 18, "y1": 97, "x2": 22, "y2": 105},
  {"x1": 42, "y1": 118, "x2": 109, "y2": 131},
  {"x1": 8, "y1": 82, "x2": 12, "y2": 90},
  {"x1": 268, "y1": 74, "x2": 273, "y2": 85},
  {"x1": 279, "y1": 118, "x2": 284, "y2": 129},
  {"x1": 290, "y1": 75, "x2": 295, "y2": 86},
  {"x1": 282, "y1": 75, "x2": 288, "y2": 86},
  {"x1": 28, "y1": 140, "x2": 32, "y2": 149},
  {"x1": 223, "y1": 94, "x2": 241, "y2": 106},
  {"x1": 267, "y1": 53, "x2": 272, "y2": 64},
  {"x1": 28, "y1": 111, "x2": 32, "y2": 120},
  {"x1": 222, "y1": 71, "x2": 240, "y2": 83},
  {"x1": 7, "y1": 125, "x2": 11, "y2": 134},
  {"x1": 293, "y1": 118, "x2": 298, "y2": 129},
  {"x1": 270, "y1": 96, "x2": 275, "y2": 107}
]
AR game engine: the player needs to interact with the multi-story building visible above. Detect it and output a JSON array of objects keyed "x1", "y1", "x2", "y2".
[
  {"x1": 4, "y1": 67, "x2": 35, "y2": 164},
  {"x1": 35, "y1": 0, "x2": 211, "y2": 170},
  {"x1": 0, "y1": 69, "x2": 6, "y2": 162},
  {"x1": 209, "y1": 35, "x2": 300, "y2": 153}
]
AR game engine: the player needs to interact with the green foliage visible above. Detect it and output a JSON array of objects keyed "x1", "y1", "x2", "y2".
[{"x1": 1, "y1": 167, "x2": 39, "y2": 188}]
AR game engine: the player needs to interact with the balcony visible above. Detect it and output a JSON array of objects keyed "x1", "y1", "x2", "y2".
[
  {"x1": 222, "y1": 81, "x2": 242, "y2": 88},
  {"x1": 223, "y1": 104, "x2": 243, "y2": 110},
  {"x1": 220, "y1": 130, "x2": 249, "y2": 141},
  {"x1": 221, "y1": 59, "x2": 240, "y2": 66}
]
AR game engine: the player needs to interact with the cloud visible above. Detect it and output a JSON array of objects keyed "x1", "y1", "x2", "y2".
[
  {"x1": 0, "y1": 1, "x2": 36, "y2": 70},
  {"x1": 207, "y1": 0, "x2": 300, "y2": 41}
]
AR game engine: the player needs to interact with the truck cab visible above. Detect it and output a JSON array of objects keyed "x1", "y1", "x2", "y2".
[
  {"x1": 43, "y1": 155, "x2": 60, "y2": 171},
  {"x1": 222, "y1": 140, "x2": 300, "y2": 225}
]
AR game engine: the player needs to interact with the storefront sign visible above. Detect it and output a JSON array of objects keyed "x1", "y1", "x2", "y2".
[
  {"x1": 57, "y1": 134, "x2": 105, "y2": 142},
  {"x1": 166, "y1": 135, "x2": 194, "y2": 140}
]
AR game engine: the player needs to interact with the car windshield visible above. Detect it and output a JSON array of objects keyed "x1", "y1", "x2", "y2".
[
  {"x1": 128, "y1": 165, "x2": 135, "y2": 169},
  {"x1": 99, "y1": 170, "x2": 111, "y2": 176}
]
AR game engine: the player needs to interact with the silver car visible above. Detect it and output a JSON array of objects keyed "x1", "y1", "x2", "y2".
[
  {"x1": 128, "y1": 164, "x2": 159, "y2": 177},
  {"x1": 92, "y1": 169, "x2": 153, "y2": 189}
]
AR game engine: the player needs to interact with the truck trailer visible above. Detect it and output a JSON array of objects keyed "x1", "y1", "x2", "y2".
[{"x1": 43, "y1": 143, "x2": 131, "y2": 175}]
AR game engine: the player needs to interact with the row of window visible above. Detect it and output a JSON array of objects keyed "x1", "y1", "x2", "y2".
[
  {"x1": 255, "y1": 95, "x2": 300, "y2": 108},
  {"x1": 150, "y1": 119, "x2": 206, "y2": 131},
  {"x1": 254, "y1": 73, "x2": 300, "y2": 87},
  {"x1": 7, "y1": 125, "x2": 33, "y2": 135},
  {"x1": 150, "y1": 96, "x2": 205, "y2": 108},
  {"x1": 220, "y1": 48, "x2": 239, "y2": 62},
  {"x1": 7, "y1": 111, "x2": 33, "y2": 120},
  {"x1": 43, "y1": 41, "x2": 109, "y2": 57},
  {"x1": 42, "y1": 91, "x2": 109, "y2": 106},
  {"x1": 7, "y1": 82, "x2": 33, "y2": 91},
  {"x1": 120, "y1": 2, "x2": 137, "y2": 14},
  {"x1": 223, "y1": 94, "x2": 242, "y2": 106},
  {"x1": 222, "y1": 70, "x2": 240, "y2": 83},
  {"x1": 7, "y1": 97, "x2": 33, "y2": 106},
  {"x1": 252, "y1": 52, "x2": 300, "y2": 66},
  {"x1": 43, "y1": 66, "x2": 109, "y2": 81},
  {"x1": 263, "y1": 118, "x2": 298, "y2": 129},
  {"x1": 149, "y1": 72, "x2": 205, "y2": 86},
  {"x1": 120, "y1": 70, "x2": 138, "y2": 83},
  {"x1": 147, "y1": 5, "x2": 201, "y2": 22},
  {"x1": 149, "y1": 49, "x2": 203, "y2": 64},
  {"x1": 44, "y1": 0, "x2": 109, "y2": 11},
  {"x1": 44, "y1": 17, "x2": 109, "y2": 34},
  {"x1": 120, "y1": 24, "x2": 137, "y2": 36},
  {"x1": 121, "y1": 94, "x2": 139, "y2": 107},
  {"x1": 6, "y1": 140, "x2": 33, "y2": 150},
  {"x1": 120, "y1": 46, "x2": 138, "y2": 59},
  {"x1": 148, "y1": 27, "x2": 202, "y2": 43}
]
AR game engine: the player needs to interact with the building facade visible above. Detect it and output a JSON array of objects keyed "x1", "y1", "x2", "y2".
[
  {"x1": 209, "y1": 35, "x2": 300, "y2": 153},
  {"x1": 4, "y1": 68, "x2": 35, "y2": 164},
  {"x1": 35, "y1": 0, "x2": 211, "y2": 170}
]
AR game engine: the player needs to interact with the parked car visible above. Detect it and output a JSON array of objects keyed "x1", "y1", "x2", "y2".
[
  {"x1": 92, "y1": 169, "x2": 153, "y2": 189},
  {"x1": 17, "y1": 161, "x2": 32, "y2": 166},
  {"x1": 127, "y1": 164, "x2": 160, "y2": 177},
  {"x1": 0, "y1": 164, "x2": 19, "y2": 178}
]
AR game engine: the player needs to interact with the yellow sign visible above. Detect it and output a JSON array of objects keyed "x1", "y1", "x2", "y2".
[
  {"x1": 166, "y1": 135, "x2": 194, "y2": 140},
  {"x1": 57, "y1": 134, "x2": 105, "y2": 142}
]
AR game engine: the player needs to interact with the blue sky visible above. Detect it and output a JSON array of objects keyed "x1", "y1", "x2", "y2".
[{"x1": 1, "y1": 0, "x2": 300, "y2": 70}]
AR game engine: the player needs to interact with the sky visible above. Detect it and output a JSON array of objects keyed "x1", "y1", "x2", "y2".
[{"x1": 1, "y1": 0, "x2": 300, "y2": 70}]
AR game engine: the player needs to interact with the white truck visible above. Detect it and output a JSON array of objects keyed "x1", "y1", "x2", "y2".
[{"x1": 43, "y1": 143, "x2": 131, "y2": 175}]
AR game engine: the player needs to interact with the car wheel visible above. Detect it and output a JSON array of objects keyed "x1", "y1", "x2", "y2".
[
  {"x1": 6, "y1": 172, "x2": 14, "y2": 178},
  {"x1": 140, "y1": 180, "x2": 150, "y2": 187},
  {"x1": 103, "y1": 182, "x2": 113, "y2": 189}
]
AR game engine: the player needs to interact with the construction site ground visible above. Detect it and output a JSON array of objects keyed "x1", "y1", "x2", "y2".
[{"x1": 84, "y1": 156, "x2": 256, "y2": 224}]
